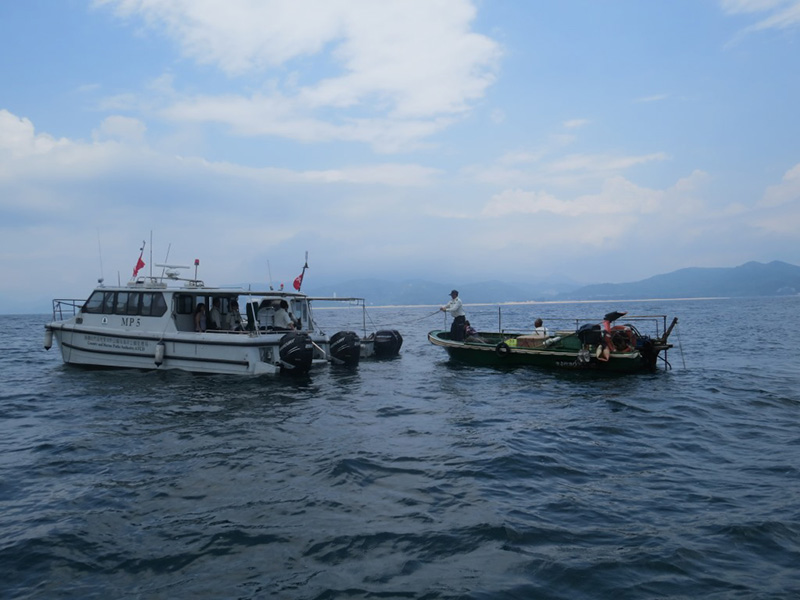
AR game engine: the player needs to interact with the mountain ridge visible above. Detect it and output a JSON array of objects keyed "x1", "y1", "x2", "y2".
[{"x1": 302, "y1": 261, "x2": 800, "y2": 305}]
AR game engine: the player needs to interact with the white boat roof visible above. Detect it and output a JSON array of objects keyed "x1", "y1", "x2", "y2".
[{"x1": 94, "y1": 277, "x2": 364, "y2": 303}]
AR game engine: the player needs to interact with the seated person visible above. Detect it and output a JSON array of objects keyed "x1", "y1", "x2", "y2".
[
  {"x1": 464, "y1": 320, "x2": 487, "y2": 343},
  {"x1": 532, "y1": 318, "x2": 549, "y2": 336},
  {"x1": 256, "y1": 300, "x2": 273, "y2": 329},
  {"x1": 227, "y1": 300, "x2": 243, "y2": 331},
  {"x1": 465, "y1": 320, "x2": 477, "y2": 337},
  {"x1": 273, "y1": 300, "x2": 295, "y2": 330}
]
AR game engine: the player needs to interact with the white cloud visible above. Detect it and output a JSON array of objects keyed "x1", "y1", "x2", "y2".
[
  {"x1": 96, "y1": 0, "x2": 501, "y2": 151},
  {"x1": 720, "y1": 0, "x2": 800, "y2": 32},
  {"x1": 0, "y1": 110, "x2": 70, "y2": 159},
  {"x1": 96, "y1": 0, "x2": 346, "y2": 74},
  {"x1": 159, "y1": 93, "x2": 456, "y2": 153},
  {"x1": 481, "y1": 176, "x2": 663, "y2": 219},
  {"x1": 720, "y1": 0, "x2": 792, "y2": 15},
  {"x1": 752, "y1": 163, "x2": 800, "y2": 236},
  {"x1": 759, "y1": 162, "x2": 800, "y2": 207},
  {"x1": 634, "y1": 94, "x2": 668, "y2": 103},
  {"x1": 93, "y1": 116, "x2": 147, "y2": 143},
  {"x1": 563, "y1": 118, "x2": 590, "y2": 129},
  {"x1": 302, "y1": 164, "x2": 441, "y2": 186},
  {"x1": 468, "y1": 150, "x2": 669, "y2": 189},
  {"x1": 547, "y1": 153, "x2": 669, "y2": 174}
]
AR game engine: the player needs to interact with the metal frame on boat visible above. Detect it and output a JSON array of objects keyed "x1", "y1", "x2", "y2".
[{"x1": 429, "y1": 311, "x2": 677, "y2": 373}]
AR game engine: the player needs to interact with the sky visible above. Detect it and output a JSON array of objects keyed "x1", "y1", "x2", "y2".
[{"x1": 2, "y1": 0, "x2": 800, "y2": 313}]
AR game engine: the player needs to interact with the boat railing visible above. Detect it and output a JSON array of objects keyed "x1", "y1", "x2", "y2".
[
  {"x1": 52, "y1": 299, "x2": 84, "y2": 321},
  {"x1": 308, "y1": 297, "x2": 371, "y2": 338},
  {"x1": 498, "y1": 314, "x2": 670, "y2": 338}
]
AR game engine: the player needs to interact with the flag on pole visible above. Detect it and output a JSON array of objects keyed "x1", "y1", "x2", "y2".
[
  {"x1": 294, "y1": 252, "x2": 309, "y2": 291},
  {"x1": 133, "y1": 243, "x2": 145, "y2": 277}
]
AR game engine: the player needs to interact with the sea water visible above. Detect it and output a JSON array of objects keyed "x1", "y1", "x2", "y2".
[{"x1": 1, "y1": 297, "x2": 799, "y2": 599}]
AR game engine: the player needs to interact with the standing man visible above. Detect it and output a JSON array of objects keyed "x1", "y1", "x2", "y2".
[
  {"x1": 208, "y1": 298, "x2": 222, "y2": 330},
  {"x1": 440, "y1": 289, "x2": 466, "y2": 341}
]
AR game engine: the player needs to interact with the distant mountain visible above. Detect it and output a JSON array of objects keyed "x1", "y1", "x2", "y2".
[
  {"x1": 557, "y1": 261, "x2": 800, "y2": 300},
  {"x1": 240, "y1": 261, "x2": 800, "y2": 306},
  {"x1": 305, "y1": 278, "x2": 580, "y2": 306}
]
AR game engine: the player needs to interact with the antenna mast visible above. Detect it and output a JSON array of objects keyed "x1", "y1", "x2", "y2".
[{"x1": 96, "y1": 229, "x2": 104, "y2": 283}]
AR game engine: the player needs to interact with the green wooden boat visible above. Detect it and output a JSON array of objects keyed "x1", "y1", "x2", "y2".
[{"x1": 428, "y1": 312, "x2": 677, "y2": 373}]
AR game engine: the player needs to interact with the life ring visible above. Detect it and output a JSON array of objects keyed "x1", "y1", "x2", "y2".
[
  {"x1": 610, "y1": 326, "x2": 636, "y2": 353},
  {"x1": 495, "y1": 341, "x2": 511, "y2": 356}
]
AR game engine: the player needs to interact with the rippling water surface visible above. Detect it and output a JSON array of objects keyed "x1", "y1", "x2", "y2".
[{"x1": 2, "y1": 297, "x2": 799, "y2": 599}]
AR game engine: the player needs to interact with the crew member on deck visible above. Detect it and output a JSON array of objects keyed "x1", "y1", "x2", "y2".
[{"x1": 440, "y1": 289, "x2": 466, "y2": 341}]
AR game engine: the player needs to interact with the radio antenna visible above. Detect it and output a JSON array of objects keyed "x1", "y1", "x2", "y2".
[
  {"x1": 160, "y1": 243, "x2": 172, "y2": 279},
  {"x1": 96, "y1": 229, "x2": 105, "y2": 283},
  {"x1": 149, "y1": 230, "x2": 153, "y2": 278}
]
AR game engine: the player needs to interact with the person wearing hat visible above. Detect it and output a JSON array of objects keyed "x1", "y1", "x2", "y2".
[{"x1": 440, "y1": 289, "x2": 466, "y2": 341}]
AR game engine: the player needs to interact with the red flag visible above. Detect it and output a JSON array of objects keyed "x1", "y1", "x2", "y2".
[
  {"x1": 293, "y1": 272, "x2": 304, "y2": 291},
  {"x1": 133, "y1": 252, "x2": 145, "y2": 277}
]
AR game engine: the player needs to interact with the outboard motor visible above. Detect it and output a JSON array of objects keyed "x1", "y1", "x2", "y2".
[
  {"x1": 330, "y1": 330, "x2": 361, "y2": 366},
  {"x1": 577, "y1": 323, "x2": 602, "y2": 346},
  {"x1": 278, "y1": 332, "x2": 313, "y2": 374},
  {"x1": 373, "y1": 329, "x2": 403, "y2": 358}
]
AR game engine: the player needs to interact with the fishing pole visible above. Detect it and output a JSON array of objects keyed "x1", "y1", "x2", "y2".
[{"x1": 410, "y1": 309, "x2": 442, "y2": 323}]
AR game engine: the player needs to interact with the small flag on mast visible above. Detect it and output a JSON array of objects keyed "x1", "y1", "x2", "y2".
[
  {"x1": 133, "y1": 242, "x2": 146, "y2": 277},
  {"x1": 293, "y1": 252, "x2": 309, "y2": 291}
]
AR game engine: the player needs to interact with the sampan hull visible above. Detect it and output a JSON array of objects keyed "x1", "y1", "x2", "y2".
[{"x1": 428, "y1": 330, "x2": 665, "y2": 374}]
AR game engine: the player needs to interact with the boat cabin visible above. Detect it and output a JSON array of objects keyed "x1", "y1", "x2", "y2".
[{"x1": 78, "y1": 280, "x2": 314, "y2": 334}]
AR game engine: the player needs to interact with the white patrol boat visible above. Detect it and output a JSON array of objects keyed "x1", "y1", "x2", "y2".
[{"x1": 44, "y1": 262, "x2": 401, "y2": 376}]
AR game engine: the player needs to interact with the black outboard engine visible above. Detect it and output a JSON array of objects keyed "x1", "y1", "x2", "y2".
[
  {"x1": 330, "y1": 330, "x2": 361, "y2": 366},
  {"x1": 577, "y1": 324, "x2": 602, "y2": 346},
  {"x1": 373, "y1": 329, "x2": 403, "y2": 358},
  {"x1": 278, "y1": 332, "x2": 313, "y2": 374}
]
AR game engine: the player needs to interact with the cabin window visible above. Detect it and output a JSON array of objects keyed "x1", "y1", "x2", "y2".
[
  {"x1": 140, "y1": 292, "x2": 167, "y2": 317},
  {"x1": 115, "y1": 292, "x2": 130, "y2": 315},
  {"x1": 140, "y1": 293, "x2": 153, "y2": 316},
  {"x1": 102, "y1": 291, "x2": 115, "y2": 314},
  {"x1": 126, "y1": 293, "x2": 141, "y2": 315},
  {"x1": 175, "y1": 294, "x2": 195, "y2": 315},
  {"x1": 151, "y1": 293, "x2": 167, "y2": 316},
  {"x1": 82, "y1": 291, "x2": 105, "y2": 314}
]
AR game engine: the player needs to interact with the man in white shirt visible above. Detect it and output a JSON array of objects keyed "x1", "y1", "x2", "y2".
[
  {"x1": 440, "y1": 289, "x2": 466, "y2": 341},
  {"x1": 208, "y1": 298, "x2": 222, "y2": 330},
  {"x1": 532, "y1": 318, "x2": 549, "y2": 336},
  {"x1": 273, "y1": 300, "x2": 295, "y2": 330}
]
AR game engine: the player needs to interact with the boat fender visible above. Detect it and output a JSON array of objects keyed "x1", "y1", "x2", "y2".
[
  {"x1": 154, "y1": 341, "x2": 166, "y2": 367},
  {"x1": 495, "y1": 341, "x2": 511, "y2": 356},
  {"x1": 44, "y1": 329, "x2": 53, "y2": 350}
]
